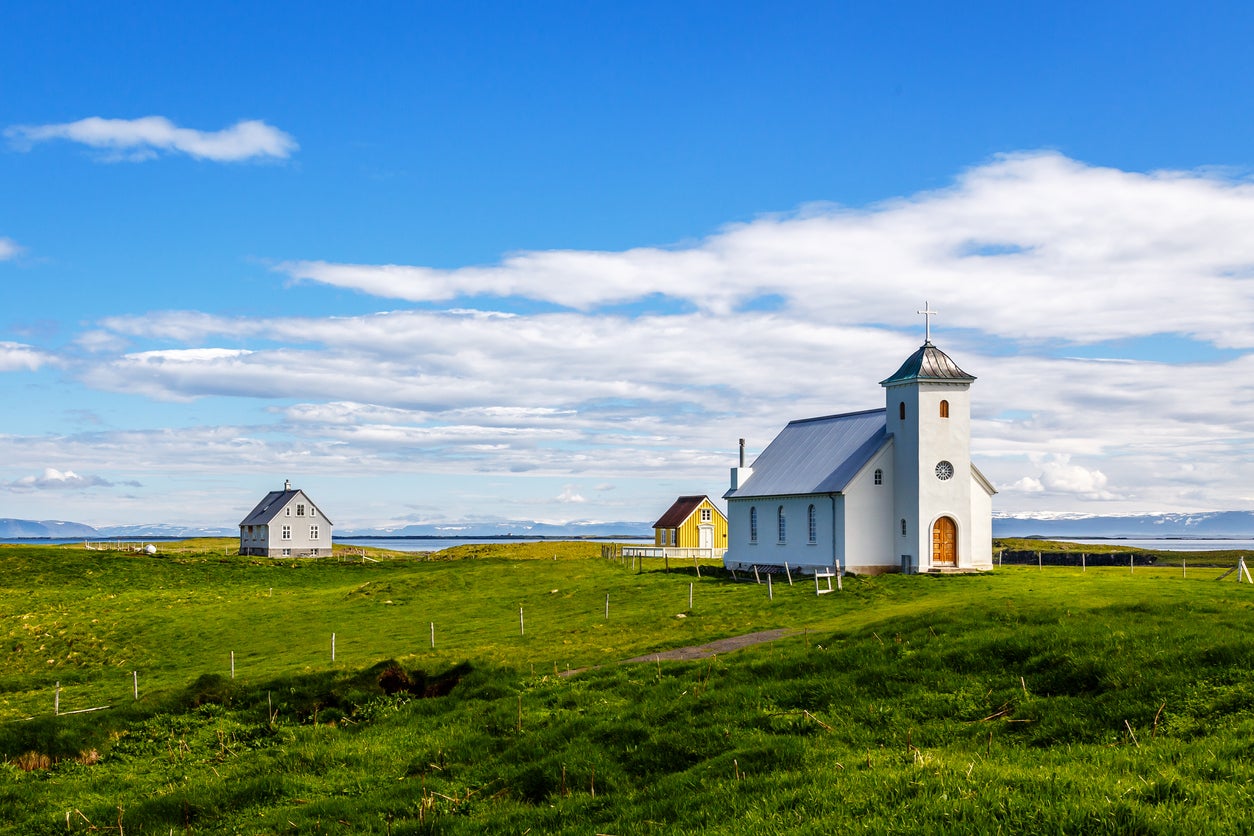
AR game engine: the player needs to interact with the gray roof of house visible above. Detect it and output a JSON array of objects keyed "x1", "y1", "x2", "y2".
[
  {"x1": 238, "y1": 489, "x2": 334, "y2": 526},
  {"x1": 880, "y1": 341, "x2": 975, "y2": 386},
  {"x1": 726, "y1": 408, "x2": 889, "y2": 499}
]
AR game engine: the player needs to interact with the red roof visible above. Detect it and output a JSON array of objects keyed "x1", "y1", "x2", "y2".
[{"x1": 653, "y1": 495, "x2": 714, "y2": 529}]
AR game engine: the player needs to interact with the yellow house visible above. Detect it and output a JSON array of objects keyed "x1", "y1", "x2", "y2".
[{"x1": 652, "y1": 495, "x2": 728, "y2": 551}]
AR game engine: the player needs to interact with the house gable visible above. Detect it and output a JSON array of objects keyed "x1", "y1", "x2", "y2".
[
  {"x1": 239, "y1": 484, "x2": 334, "y2": 557},
  {"x1": 652, "y1": 495, "x2": 727, "y2": 550}
]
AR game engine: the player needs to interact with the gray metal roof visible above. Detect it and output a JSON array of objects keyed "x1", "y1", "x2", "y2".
[
  {"x1": 726, "y1": 408, "x2": 889, "y2": 499},
  {"x1": 239, "y1": 489, "x2": 334, "y2": 526},
  {"x1": 880, "y1": 342, "x2": 975, "y2": 386}
]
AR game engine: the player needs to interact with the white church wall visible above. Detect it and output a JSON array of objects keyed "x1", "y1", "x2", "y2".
[
  {"x1": 969, "y1": 475, "x2": 994, "y2": 568},
  {"x1": 724, "y1": 495, "x2": 838, "y2": 572},
  {"x1": 887, "y1": 383, "x2": 923, "y2": 569},
  {"x1": 841, "y1": 445, "x2": 897, "y2": 573}
]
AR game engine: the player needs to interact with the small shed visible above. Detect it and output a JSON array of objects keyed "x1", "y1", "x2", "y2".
[
  {"x1": 652, "y1": 495, "x2": 727, "y2": 551},
  {"x1": 239, "y1": 480, "x2": 334, "y2": 557}
]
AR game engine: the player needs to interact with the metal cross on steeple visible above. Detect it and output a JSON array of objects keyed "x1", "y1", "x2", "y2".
[{"x1": 917, "y1": 301, "x2": 938, "y2": 343}]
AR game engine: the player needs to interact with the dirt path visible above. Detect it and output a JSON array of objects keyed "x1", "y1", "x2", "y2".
[
  {"x1": 623, "y1": 628, "x2": 797, "y2": 663},
  {"x1": 560, "y1": 628, "x2": 798, "y2": 677}
]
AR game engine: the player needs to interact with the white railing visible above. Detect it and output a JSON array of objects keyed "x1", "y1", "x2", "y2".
[{"x1": 602, "y1": 544, "x2": 726, "y2": 560}]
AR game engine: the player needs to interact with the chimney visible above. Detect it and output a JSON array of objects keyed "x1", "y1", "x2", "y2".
[
  {"x1": 284, "y1": 479, "x2": 291, "y2": 491},
  {"x1": 730, "y1": 438, "x2": 753, "y2": 492}
]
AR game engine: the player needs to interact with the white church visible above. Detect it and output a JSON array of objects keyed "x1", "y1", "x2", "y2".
[{"x1": 723, "y1": 310, "x2": 995, "y2": 575}]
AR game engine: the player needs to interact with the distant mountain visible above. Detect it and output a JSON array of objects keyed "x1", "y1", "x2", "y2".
[
  {"x1": 0, "y1": 518, "x2": 99, "y2": 538},
  {"x1": 11, "y1": 512, "x2": 1249, "y2": 543},
  {"x1": 0, "y1": 517, "x2": 652, "y2": 540},
  {"x1": 993, "y1": 511, "x2": 1254, "y2": 539},
  {"x1": 0, "y1": 519, "x2": 235, "y2": 539},
  {"x1": 97, "y1": 523, "x2": 236, "y2": 539},
  {"x1": 336, "y1": 520, "x2": 655, "y2": 538}
]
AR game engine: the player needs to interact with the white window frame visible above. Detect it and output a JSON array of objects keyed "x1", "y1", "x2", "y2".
[{"x1": 282, "y1": 525, "x2": 291, "y2": 540}]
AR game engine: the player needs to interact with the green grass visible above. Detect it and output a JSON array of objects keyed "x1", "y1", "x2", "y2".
[{"x1": 2, "y1": 540, "x2": 1254, "y2": 833}]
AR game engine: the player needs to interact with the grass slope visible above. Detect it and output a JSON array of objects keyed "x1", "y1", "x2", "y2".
[{"x1": 1, "y1": 540, "x2": 1253, "y2": 833}]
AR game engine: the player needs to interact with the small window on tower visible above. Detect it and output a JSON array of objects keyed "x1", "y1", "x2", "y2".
[
  {"x1": 940, "y1": 400, "x2": 950, "y2": 418},
  {"x1": 899, "y1": 402, "x2": 906, "y2": 420},
  {"x1": 874, "y1": 468, "x2": 883, "y2": 485},
  {"x1": 900, "y1": 518, "x2": 907, "y2": 537}
]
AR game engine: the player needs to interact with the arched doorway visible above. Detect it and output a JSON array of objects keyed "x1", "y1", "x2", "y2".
[{"x1": 932, "y1": 516, "x2": 957, "y2": 567}]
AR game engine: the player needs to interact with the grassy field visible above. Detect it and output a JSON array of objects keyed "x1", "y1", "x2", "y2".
[{"x1": 2, "y1": 539, "x2": 1253, "y2": 833}]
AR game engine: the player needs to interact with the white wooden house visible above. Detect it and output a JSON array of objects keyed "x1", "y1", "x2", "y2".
[{"x1": 239, "y1": 480, "x2": 333, "y2": 557}]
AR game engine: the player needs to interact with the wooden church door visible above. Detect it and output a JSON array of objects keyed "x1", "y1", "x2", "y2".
[{"x1": 932, "y1": 517, "x2": 957, "y2": 567}]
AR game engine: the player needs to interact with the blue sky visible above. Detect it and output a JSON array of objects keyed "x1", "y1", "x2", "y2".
[{"x1": 5, "y1": 2, "x2": 1254, "y2": 528}]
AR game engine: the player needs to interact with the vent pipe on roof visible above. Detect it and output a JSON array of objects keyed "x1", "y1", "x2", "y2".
[
  {"x1": 739, "y1": 438, "x2": 745, "y2": 468},
  {"x1": 284, "y1": 479, "x2": 291, "y2": 491}
]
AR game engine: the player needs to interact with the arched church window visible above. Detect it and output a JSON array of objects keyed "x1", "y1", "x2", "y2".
[
  {"x1": 899, "y1": 402, "x2": 906, "y2": 420},
  {"x1": 808, "y1": 505, "x2": 817, "y2": 543},
  {"x1": 749, "y1": 507, "x2": 757, "y2": 543},
  {"x1": 874, "y1": 468, "x2": 883, "y2": 485},
  {"x1": 900, "y1": 518, "x2": 907, "y2": 537},
  {"x1": 777, "y1": 506, "x2": 786, "y2": 543},
  {"x1": 940, "y1": 400, "x2": 950, "y2": 418}
]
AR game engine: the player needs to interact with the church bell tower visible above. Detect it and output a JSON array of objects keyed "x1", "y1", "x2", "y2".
[{"x1": 880, "y1": 303, "x2": 976, "y2": 572}]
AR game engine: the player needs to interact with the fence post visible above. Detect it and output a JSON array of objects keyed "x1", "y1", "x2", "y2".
[
  {"x1": 519, "y1": 607, "x2": 525, "y2": 636},
  {"x1": 430, "y1": 622, "x2": 435, "y2": 649},
  {"x1": 55, "y1": 682, "x2": 60, "y2": 716},
  {"x1": 331, "y1": 633, "x2": 336, "y2": 662},
  {"x1": 1130, "y1": 554, "x2": 1134, "y2": 574},
  {"x1": 767, "y1": 573, "x2": 774, "y2": 601},
  {"x1": 689, "y1": 582, "x2": 693, "y2": 611},
  {"x1": 1037, "y1": 551, "x2": 1042, "y2": 571},
  {"x1": 605, "y1": 594, "x2": 609, "y2": 620},
  {"x1": 785, "y1": 562, "x2": 794, "y2": 586},
  {"x1": 133, "y1": 671, "x2": 138, "y2": 700}
]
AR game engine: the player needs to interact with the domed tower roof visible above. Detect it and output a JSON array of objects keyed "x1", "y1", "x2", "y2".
[{"x1": 880, "y1": 341, "x2": 976, "y2": 386}]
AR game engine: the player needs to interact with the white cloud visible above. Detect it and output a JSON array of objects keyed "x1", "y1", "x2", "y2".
[
  {"x1": 1009, "y1": 454, "x2": 1118, "y2": 501},
  {"x1": 4, "y1": 468, "x2": 118, "y2": 491},
  {"x1": 275, "y1": 152, "x2": 1254, "y2": 346},
  {"x1": 5, "y1": 116, "x2": 297, "y2": 162},
  {"x1": 0, "y1": 342, "x2": 55, "y2": 372},
  {"x1": 557, "y1": 486, "x2": 587, "y2": 504},
  {"x1": 0, "y1": 237, "x2": 21, "y2": 260}
]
